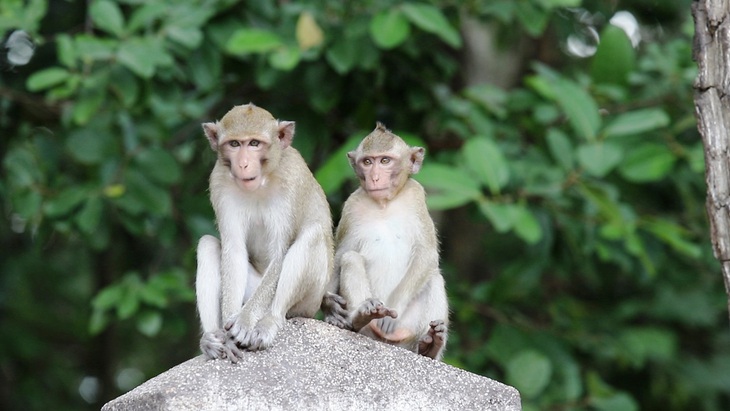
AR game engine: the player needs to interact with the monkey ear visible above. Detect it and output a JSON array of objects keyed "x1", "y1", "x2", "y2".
[
  {"x1": 410, "y1": 147, "x2": 425, "y2": 174},
  {"x1": 278, "y1": 121, "x2": 295, "y2": 149},
  {"x1": 202, "y1": 122, "x2": 220, "y2": 151},
  {"x1": 346, "y1": 151, "x2": 357, "y2": 169}
]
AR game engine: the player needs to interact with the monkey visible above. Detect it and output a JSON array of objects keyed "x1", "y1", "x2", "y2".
[
  {"x1": 324, "y1": 122, "x2": 449, "y2": 360},
  {"x1": 195, "y1": 103, "x2": 334, "y2": 361}
]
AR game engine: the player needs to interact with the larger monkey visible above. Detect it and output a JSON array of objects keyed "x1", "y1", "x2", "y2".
[
  {"x1": 325, "y1": 123, "x2": 449, "y2": 360},
  {"x1": 196, "y1": 103, "x2": 333, "y2": 361}
]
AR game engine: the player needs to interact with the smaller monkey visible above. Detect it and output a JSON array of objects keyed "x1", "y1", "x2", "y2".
[{"x1": 324, "y1": 123, "x2": 449, "y2": 360}]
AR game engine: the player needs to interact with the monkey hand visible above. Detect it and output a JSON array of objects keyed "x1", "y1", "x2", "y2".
[
  {"x1": 200, "y1": 329, "x2": 243, "y2": 362},
  {"x1": 352, "y1": 298, "x2": 397, "y2": 331},
  {"x1": 323, "y1": 292, "x2": 351, "y2": 330}
]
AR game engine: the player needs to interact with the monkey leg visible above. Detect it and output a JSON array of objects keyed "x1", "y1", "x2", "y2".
[
  {"x1": 198, "y1": 235, "x2": 263, "y2": 359},
  {"x1": 418, "y1": 319, "x2": 448, "y2": 360},
  {"x1": 338, "y1": 250, "x2": 380, "y2": 324},
  {"x1": 236, "y1": 228, "x2": 330, "y2": 351},
  {"x1": 196, "y1": 235, "x2": 222, "y2": 333},
  {"x1": 380, "y1": 273, "x2": 449, "y2": 360}
]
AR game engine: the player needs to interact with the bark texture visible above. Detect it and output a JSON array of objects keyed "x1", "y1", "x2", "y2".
[{"x1": 693, "y1": 0, "x2": 730, "y2": 320}]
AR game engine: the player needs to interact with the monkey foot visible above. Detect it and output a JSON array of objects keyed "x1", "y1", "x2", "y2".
[
  {"x1": 417, "y1": 320, "x2": 447, "y2": 360},
  {"x1": 323, "y1": 292, "x2": 352, "y2": 330},
  {"x1": 200, "y1": 329, "x2": 243, "y2": 362},
  {"x1": 351, "y1": 298, "x2": 397, "y2": 332},
  {"x1": 226, "y1": 314, "x2": 282, "y2": 351}
]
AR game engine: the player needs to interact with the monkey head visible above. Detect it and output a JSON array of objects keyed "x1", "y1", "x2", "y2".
[
  {"x1": 347, "y1": 122, "x2": 425, "y2": 205},
  {"x1": 202, "y1": 103, "x2": 295, "y2": 191}
]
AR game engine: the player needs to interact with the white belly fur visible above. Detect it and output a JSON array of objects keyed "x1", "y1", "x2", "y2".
[{"x1": 358, "y1": 216, "x2": 413, "y2": 299}]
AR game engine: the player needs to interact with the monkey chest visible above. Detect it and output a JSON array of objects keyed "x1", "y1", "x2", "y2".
[{"x1": 358, "y1": 218, "x2": 415, "y2": 293}]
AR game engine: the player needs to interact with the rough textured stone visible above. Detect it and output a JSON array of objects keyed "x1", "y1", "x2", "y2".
[{"x1": 102, "y1": 318, "x2": 521, "y2": 411}]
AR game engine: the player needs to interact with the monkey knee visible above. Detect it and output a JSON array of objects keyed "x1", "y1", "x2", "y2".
[
  {"x1": 197, "y1": 235, "x2": 221, "y2": 257},
  {"x1": 340, "y1": 251, "x2": 366, "y2": 276}
]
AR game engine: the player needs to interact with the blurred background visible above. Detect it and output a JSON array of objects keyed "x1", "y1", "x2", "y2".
[{"x1": 1, "y1": 0, "x2": 728, "y2": 410}]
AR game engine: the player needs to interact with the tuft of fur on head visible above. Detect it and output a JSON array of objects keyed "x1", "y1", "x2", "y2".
[
  {"x1": 219, "y1": 103, "x2": 279, "y2": 140},
  {"x1": 359, "y1": 122, "x2": 409, "y2": 154}
]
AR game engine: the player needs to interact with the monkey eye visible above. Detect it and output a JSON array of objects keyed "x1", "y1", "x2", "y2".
[
  {"x1": 229, "y1": 140, "x2": 241, "y2": 147},
  {"x1": 249, "y1": 140, "x2": 260, "y2": 147},
  {"x1": 363, "y1": 158, "x2": 373, "y2": 165},
  {"x1": 380, "y1": 157, "x2": 391, "y2": 164}
]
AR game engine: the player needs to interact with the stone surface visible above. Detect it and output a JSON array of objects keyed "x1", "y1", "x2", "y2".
[{"x1": 102, "y1": 318, "x2": 521, "y2": 411}]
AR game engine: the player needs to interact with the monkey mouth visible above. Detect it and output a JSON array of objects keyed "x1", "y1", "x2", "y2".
[{"x1": 234, "y1": 175, "x2": 263, "y2": 190}]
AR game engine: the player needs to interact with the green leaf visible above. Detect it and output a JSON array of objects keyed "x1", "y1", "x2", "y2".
[
  {"x1": 619, "y1": 327, "x2": 677, "y2": 367},
  {"x1": 72, "y1": 90, "x2": 105, "y2": 125},
  {"x1": 75, "y1": 34, "x2": 117, "y2": 61},
  {"x1": 591, "y1": 393, "x2": 639, "y2": 411},
  {"x1": 188, "y1": 44, "x2": 222, "y2": 91},
  {"x1": 618, "y1": 143, "x2": 676, "y2": 182},
  {"x1": 401, "y1": 3, "x2": 461, "y2": 48},
  {"x1": 515, "y1": 1, "x2": 550, "y2": 37},
  {"x1": 513, "y1": 205, "x2": 542, "y2": 244},
  {"x1": 91, "y1": 285, "x2": 123, "y2": 310},
  {"x1": 577, "y1": 142, "x2": 623, "y2": 177},
  {"x1": 591, "y1": 25, "x2": 635, "y2": 85},
  {"x1": 127, "y1": 2, "x2": 167, "y2": 33},
  {"x1": 56, "y1": 34, "x2": 77, "y2": 68},
  {"x1": 109, "y1": 66, "x2": 139, "y2": 107},
  {"x1": 529, "y1": 74, "x2": 601, "y2": 141},
  {"x1": 139, "y1": 284, "x2": 169, "y2": 308},
  {"x1": 326, "y1": 36, "x2": 358, "y2": 74},
  {"x1": 4, "y1": 146, "x2": 43, "y2": 188},
  {"x1": 76, "y1": 197, "x2": 103, "y2": 235},
  {"x1": 26, "y1": 67, "x2": 69, "y2": 91},
  {"x1": 506, "y1": 350, "x2": 553, "y2": 399},
  {"x1": 43, "y1": 186, "x2": 89, "y2": 218},
  {"x1": 415, "y1": 164, "x2": 482, "y2": 210},
  {"x1": 166, "y1": 26, "x2": 203, "y2": 49},
  {"x1": 315, "y1": 135, "x2": 364, "y2": 195},
  {"x1": 133, "y1": 147, "x2": 182, "y2": 185},
  {"x1": 136, "y1": 311, "x2": 163, "y2": 337},
  {"x1": 90, "y1": 0, "x2": 125, "y2": 37},
  {"x1": 546, "y1": 128, "x2": 574, "y2": 170},
  {"x1": 603, "y1": 109, "x2": 670, "y2": 138},
  {"x1": 88, "y1": 309, "x2": 110, "y2": 335},
  {"x1": 370, "y1": 9, "x2": 411, "y2": 49},
  {"x1": 464, "y1": 84, "x2": 509, "y2": 118},
  {"x1": 115, "y1": 168, "x2": 172, "y2": 216},
  {"x1": 462, "y1": 137, "x2": 509, "y2": 194},
  {"x1": 642, "y1": 218, "x2": 702, "y2": 258},
  {"x1": 118, "y1": 37, "x2": 162, "y2": 78},
  {"x1": 66, "y1": 128, "x2": 114, "y2": 164},
  {"x1": 536, "y1": 0, "x2": 582, "y2": 7},
  {"x1": 268, "y1": 46, "x2": 301, "y2": 71},
  {"x1": 478, "y1": 199, "x2": 514, "y2": 232},
  {"x1": 226, "y1": 28, "x2": 283, "y2": 55}
]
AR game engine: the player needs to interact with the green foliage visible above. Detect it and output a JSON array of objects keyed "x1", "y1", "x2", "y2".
[{"x1": 1, "y1": 0, "x2": 727, "y2": 410}]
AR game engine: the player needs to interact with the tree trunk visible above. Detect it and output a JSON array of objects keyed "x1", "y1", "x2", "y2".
[{"x1": 693, "y1": 0, "x2": 730, "y2": 321}]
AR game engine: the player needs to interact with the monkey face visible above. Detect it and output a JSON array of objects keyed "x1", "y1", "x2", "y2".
[
  {"x1": 356, "y1": 155, "x2": 406, "y2": 202},
  {"x1": 220, "y1": 137, "x2": 270, "y2": 191}
]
